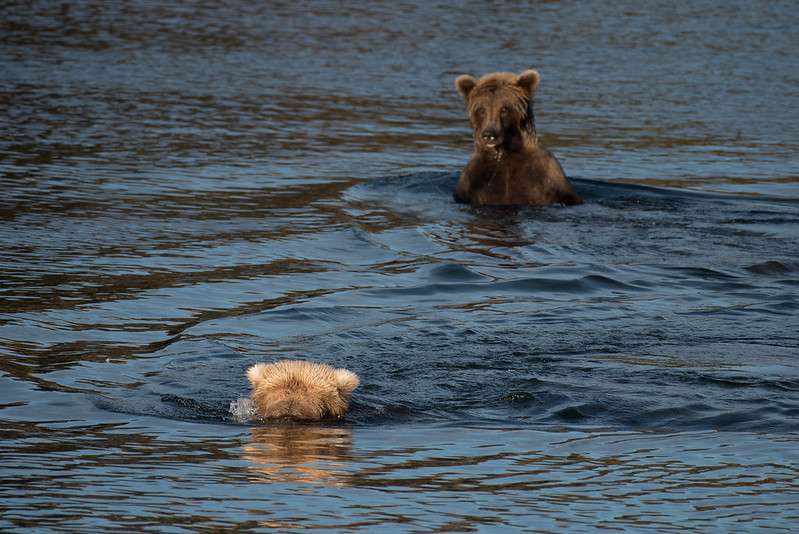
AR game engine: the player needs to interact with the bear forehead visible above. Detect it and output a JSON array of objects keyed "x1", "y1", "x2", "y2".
[
  {"x1": 468, "y1": 79, "x2": 529, "y2": 105},
  {"x1": 476, "y1": 71, "x2": 517, "y2": 84},
  {"x1": 469, "y1": 85, "x2": 527, "y2": 103},
  {"x1": 467, "y1": 85, "x2": 529, "y2": 116},
  {"x1": 471, "y1": 72, "x2": 523, "y2": 91}
]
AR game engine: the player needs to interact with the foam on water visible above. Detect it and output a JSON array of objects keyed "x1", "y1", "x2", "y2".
[{"x1": 229, "y1": 397, "x2": 258, "y2": 424}]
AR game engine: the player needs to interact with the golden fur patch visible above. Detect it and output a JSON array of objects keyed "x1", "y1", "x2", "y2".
[{"x1": 246, "y1": 360, "x2": 359, "y2": 421}]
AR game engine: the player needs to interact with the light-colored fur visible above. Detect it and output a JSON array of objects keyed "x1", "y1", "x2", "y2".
[{"x1": 246, "y1": 360, "x2": 359, "y2": 421}]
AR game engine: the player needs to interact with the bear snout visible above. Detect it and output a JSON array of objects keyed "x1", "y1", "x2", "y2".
[{"x1": 480, "y1": 129, "x2": 501, "y2": 148}]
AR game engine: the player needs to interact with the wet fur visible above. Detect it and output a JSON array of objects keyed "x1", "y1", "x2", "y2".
[
  {"x1": 455, "y1": 70, "x2": 582, "y2": 206},
  {"x1": 246, "y1": 360, "x2": 359, "y2": 421}
]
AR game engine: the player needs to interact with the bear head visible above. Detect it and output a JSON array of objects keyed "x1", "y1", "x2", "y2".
[
  {"x1": 455, "y1": 70, "x2": 540, "y2": 152},
  {"x1": 246, "y1": 360, "x2": 359, "y2": 421}
]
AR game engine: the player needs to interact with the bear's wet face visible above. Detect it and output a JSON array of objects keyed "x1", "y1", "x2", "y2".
[
  {"x1": 467, "y1": 86, "x2": 530, "y2": 152},
  {"x1": 456, "y1": 70, "x2": 539, "y2": 154}
]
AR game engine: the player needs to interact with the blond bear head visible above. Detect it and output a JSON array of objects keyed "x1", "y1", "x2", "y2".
[{"x1": 246, "y1": 360, "x2": 359, "y2": 421}]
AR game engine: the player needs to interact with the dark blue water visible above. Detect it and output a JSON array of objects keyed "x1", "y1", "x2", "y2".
[{"x1": 2, "y1": 0, "x2": 799, "y2": 532}]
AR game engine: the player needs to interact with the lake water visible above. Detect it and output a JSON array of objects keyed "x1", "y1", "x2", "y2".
[{"x1": 2, "y1": 0, "x2": 799, "y2": 532}]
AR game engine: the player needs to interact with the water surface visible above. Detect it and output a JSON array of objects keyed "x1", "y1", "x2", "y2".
[{"x1": 2, "y1": 0, "x2": 799, "y2": 532}]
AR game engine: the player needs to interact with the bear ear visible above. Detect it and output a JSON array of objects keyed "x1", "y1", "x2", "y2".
[
  {"x1": 246, "y1": 363, "x2": 267, "y2": 387},
  {"x1": 334, "y1": 368, "x2": 360, "y2": 397},
  {"x1": 456, "y1": 75, "x2": 478, "y2": 99},
  {"x1": 516, "y1": 70, "x2": 540, "y2": 96}
]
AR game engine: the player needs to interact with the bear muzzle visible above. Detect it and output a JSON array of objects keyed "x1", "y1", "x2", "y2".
[{"x1": 480, "y1": 129, "x2": 502, "y2": 149}]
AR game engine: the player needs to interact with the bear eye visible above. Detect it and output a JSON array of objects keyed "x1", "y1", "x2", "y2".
[
  {"x1": 476, "y1": 106, "x2": 485, "y2": 116},
  {"x1": 500, "y1": 106, "x2": 510, "y2": 114}
]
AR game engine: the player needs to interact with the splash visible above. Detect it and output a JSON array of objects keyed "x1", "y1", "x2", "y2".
[{"x1": 229, "y1": 397, "x2": 258, "y2": 423}]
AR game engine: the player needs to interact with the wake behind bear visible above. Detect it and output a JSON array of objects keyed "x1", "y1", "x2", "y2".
[{"x1": 455, "y1": 69, "x2": 582, "y2": 206}]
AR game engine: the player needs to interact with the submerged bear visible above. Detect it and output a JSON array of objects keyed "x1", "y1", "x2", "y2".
[
  {"x1": 454, "y1": 70, "x2": 582, "y2": 206},
  {"x1": 247, "y1": 360, "x2": 359, "y2": 421}
]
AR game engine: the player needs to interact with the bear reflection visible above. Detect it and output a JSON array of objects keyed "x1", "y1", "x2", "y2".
[{"x1": 243, "y1": 425, "x2": 354, "y2": 486}]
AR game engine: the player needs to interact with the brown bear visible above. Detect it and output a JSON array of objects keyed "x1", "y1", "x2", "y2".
[
  {"x1": 454, "y1": 69, "x2": 582, "y2": 206},
  {"x1": 246, "y1": 360, "x2": 359, "y2": 421}
]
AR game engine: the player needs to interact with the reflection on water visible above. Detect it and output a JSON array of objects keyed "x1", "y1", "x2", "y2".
[
  {"x1": 2, "y1": 0, "x2": 799, "y2": 531},
  {"x1": 1, "y1": 413, "x2": 797, "y2": 532},
  {"x1": 346, "y1": 428, "x2": 799, "y2": 532},
  {"x1": 244, "y1": 425, "x2": 353, "y2": 486}
]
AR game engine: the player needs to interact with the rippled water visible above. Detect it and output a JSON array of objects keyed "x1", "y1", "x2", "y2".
[{"x1": 2, "y1": 0, "x2": 799, "y2": 532}]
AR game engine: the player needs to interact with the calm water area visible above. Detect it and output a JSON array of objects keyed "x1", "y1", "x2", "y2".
[{"x1": 2, "y1": 0, "x2": 799, "y2": 532}]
